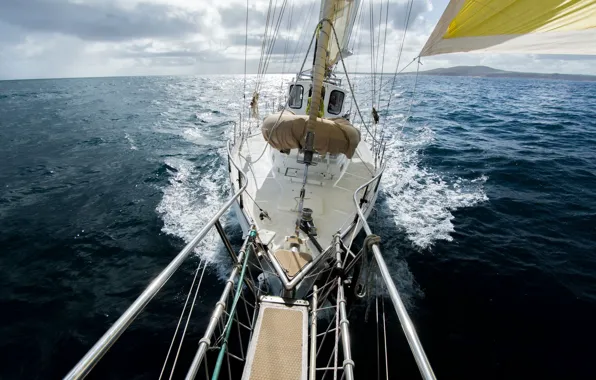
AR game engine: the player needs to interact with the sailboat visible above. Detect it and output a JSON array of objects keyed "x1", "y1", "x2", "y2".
[
  {"x1": 228, "y1": 0, "x2": 381, "y2": 299},
  {"x1": 64, "y1": 1, "x2": 596, "y2": 379}
]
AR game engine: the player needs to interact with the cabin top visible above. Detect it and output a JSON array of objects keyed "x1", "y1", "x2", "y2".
[{"x1": 286, "y1": 78, "x2": 348, "y2": 119}]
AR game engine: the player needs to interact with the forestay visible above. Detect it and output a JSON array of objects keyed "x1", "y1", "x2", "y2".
[{"x1": 420, "y1": 0, "x2": 596, "y2": 57}]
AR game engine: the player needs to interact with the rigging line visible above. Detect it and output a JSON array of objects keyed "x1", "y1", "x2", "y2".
[
  {"x1": 212, "y1": 240, "x2": 254, "y2": 380},
  {"x1": 369, "y1": 0, "x2": 376, "y2": 107},
  {"x1": 289, "y1": 0, "x2": 316, "y2": 71},
  {"x1": 382, "y1": 296, "x2": 389, "y2": 380},
  {"x1": 256, "y1": 0, "x2": 277, "y2": 89},
  {"x1": 382, "y1": 0, "x2": 414, "y2": 118},
  {"x1": 242, "y1": 0, "x2": 249, "y2": 124},
  {"x1": 257, "y1": 0, "x2": 274, "y2": 80},
  {"x1": 280, "y1": 0, "x2": 294, "y2": 90},
  {"x1": 348, "y1": 1, "x2": 366, "y2": 115},
  {"x1": 319, "y1": 313, "x2": 340, "y2": 380},
  {"x1": 256, "y1": 0, "x2": 283, "y2": 94},
  {"x1": 373, "y1": 0, "x2": 384, "y2": 158},
  {"x1": 333, "y1": 278, "x2": 340, "y2": 380},
  {"x1": 305, "y1": 273, "x2": 336, "y2": 299},
  {"x1": 397, "y1": 58, "x2": 420, "y2": 137},
  {"x1": 301, "y1": 264, "x2": 334, "y2": 280},
  {"x1": 317, "y1": 274, "x2": 342, "y2": 314},
  {"x1": 169, "y1": 259, "x2": 207, "y2": 380},
  {"x1": 377, "y1": 0, "x2": 390, "y2": 109},
  {"x1": 158, "y1": 259, "x2": 204, "y2": 380},
  {"x1": 371, "y1": 271, "x2": 384, "y2": 379},
  {"x1": 345, "y1": 216, "x2": 361, "y2": 270},
  {"x1": 261, "y1": 0, "x2": 290, "y2": 80},
  {"x1": 256, "y1": 0, "x2": 288, "y2": 95},
  {"x1": 316, "y1": 289, "x2": 340, "y2": 354},
  {"x1": 262, "y1": 0, "x2": 284, "y2": 76},
  {"x1": 330, "y1": 21, "x2": 380, "y2": 146},
  {"x1": 375, "y1": 289, "x2": 380, "y2": 380},
  {"x1": 375, "y1": 0, "x2": 383, "y2": 93},
  {"x1": 379, "y1": 57, "x2": 416, "y2": 92},
  {"x1": 373, "y1": 0, "x2": 390, "y2": 151},
  {"x1": 266, "y1": 0, "x2": 288, "y2": 73},
  {"x1": 239, "y1": 161, "x2": 270, "y2": 216},
  {"x1": 239, "y1": 21, "x2": 318, "y2": 165},
  {"x1": 170, "y1": 257, "x2": 208, "y2": 380}
]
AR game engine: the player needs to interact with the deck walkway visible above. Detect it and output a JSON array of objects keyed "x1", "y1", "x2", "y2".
[{"x1": 242, "y1": 297, "x2": 309, "y2": 380}]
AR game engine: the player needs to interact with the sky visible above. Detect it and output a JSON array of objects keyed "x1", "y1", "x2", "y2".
[{"x1": 0, "y1": 0, "x2": 595, "y2": 80}]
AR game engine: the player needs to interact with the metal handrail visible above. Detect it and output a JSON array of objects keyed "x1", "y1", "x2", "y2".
[
  {"x1": 338, "y1": 280, "x2": 354, "y2": 380},
  {"x1": 65, "y1": 142, "x2": 248, "y2": 380},
  {"x1": 352, "y1": 168, "x2": 437, "y2": 380}
]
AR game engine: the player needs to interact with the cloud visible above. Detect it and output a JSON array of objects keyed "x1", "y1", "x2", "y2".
[
  {"x1": 0, "y1": 0, "x2": 213, "y2": 42},
  {"x1": 0, "y1": 0, "x2": 595, "y2": 79}
]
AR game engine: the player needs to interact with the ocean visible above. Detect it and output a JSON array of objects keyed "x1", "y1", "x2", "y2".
[{"x1": 0, "y1": 74, "x2": 595, "y2": 379}]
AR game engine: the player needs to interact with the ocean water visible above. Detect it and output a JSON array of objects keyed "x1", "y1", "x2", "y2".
[{"x1": 0, "y1": 74, "x2": 595, "y2": 379}]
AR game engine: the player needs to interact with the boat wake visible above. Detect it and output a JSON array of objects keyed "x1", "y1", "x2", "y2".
[{"x1": 382, "y1": 124, "x2": 488, "y2": 250}]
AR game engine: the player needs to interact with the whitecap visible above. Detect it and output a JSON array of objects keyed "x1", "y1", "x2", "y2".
[
  {"x1": 382, "y1": 125, "x2": 488, "y2": 250},
  {"x1": 155, "y1": 156, "x2": 232, "y2": 276},
  {"x1": 124, "y1": 133, "x2": 138, "y2": 150}
]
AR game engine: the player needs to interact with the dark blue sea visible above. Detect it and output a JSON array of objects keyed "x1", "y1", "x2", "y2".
[{"x1": 1, "y1": 75, "x2": 595, "y2": 379}]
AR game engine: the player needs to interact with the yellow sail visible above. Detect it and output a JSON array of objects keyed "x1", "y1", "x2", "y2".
[
  {"x1": 325, "y1": 0, "x2": 360, "y2": 66},
  {"x1": 420, "y1": 0, "x2": 596, "y2": 57}
]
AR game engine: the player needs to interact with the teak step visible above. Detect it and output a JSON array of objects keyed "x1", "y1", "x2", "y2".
[
  {"x1": 274, "y1": 249, "x2": 312, "y2": 278},
  {"x1": 242, "y1": 297, "x2": 309, "y2": 380}
]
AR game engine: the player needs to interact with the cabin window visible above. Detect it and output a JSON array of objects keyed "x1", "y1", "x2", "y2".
[
  {"x1": 289, "y1": 85, "x2": 304, "y2": 109},
  {"x1": 328, "y1": 90, "x2": 345, "y2": 115}
]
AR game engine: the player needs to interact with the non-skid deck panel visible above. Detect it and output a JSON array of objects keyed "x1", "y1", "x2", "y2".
[
  {"x1": 274, "y1": 249, "x2": 312, "y2": 278},
  {"x1": 242, "y1": 301, "x2": 308, "y2": 380}
]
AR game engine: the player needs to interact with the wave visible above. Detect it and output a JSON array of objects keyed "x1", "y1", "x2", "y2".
[
  {"x1": 124, "y1": 133, "x2": 138, "y2": 150},
  {"x1": 155, "y1": 155, "x2": 231, "y2": 275},
  {"x1": 382, "y1": 124, "x2": 488, "y2": 250}
]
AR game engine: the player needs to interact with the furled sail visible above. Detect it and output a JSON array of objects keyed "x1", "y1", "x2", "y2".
[
  {"x1": 420, "y1": 0, "x2": 596, "y2": 57},
  {"x1": 323, "y1": 0, "x2": 361, "y2": 66}
]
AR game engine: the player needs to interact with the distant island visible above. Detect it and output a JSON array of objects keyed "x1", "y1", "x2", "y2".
[{"x1": 415, "y1": 65, "x2": 596, "y2": 82}]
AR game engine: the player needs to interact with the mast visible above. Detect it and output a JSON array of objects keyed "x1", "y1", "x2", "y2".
[
  {"x1": 295, "y1": 0, "x2": 334, "y2": 233},
  {"x1": 308, "y1": 0, "x2": 334, "y2": 123}
]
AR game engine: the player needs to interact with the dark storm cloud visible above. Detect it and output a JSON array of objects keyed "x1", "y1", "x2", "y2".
[{"x1": 0, "y1": 0, "x2": 207, "y2": 42}]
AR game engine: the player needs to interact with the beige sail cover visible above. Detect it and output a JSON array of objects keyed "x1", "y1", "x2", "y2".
[{"x1": 261, "y1": 112, "x2": 361, "y2": 159}]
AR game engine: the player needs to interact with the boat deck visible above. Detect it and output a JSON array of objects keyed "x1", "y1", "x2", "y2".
[
  {"x1": 232, "y1": 132, "x2": 377, "y2": 253},
  {"x1": 242, "y1": 297, "x2": 309, "y2": 380}
]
